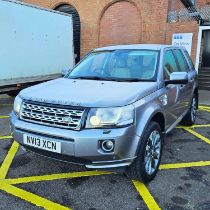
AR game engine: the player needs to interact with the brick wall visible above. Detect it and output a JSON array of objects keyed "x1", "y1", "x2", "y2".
[
  {"x1": 23, "y1": 0, "x2": 199, "y2": 64},
  {"x1": 168, "y1": 0, "x2": 186, "y2": 11},
  {"x1": 196, "y1": 0, "x2": 210, "y2": 6},
  {"x1": 99, "y1": 1, "x2": 141, "y2": 47},
  {"x1": 23, "y1": 0, "x2": 169, "y2": 57}
]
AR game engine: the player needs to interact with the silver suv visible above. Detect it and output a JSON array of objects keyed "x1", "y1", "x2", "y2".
[{"x1": 10, "y1": 44, "x2": 198, "y2": 182}]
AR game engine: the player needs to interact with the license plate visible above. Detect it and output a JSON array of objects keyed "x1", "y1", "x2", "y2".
[{"x1": 23, "y1": 134, "x2": 61, "y2": 154}]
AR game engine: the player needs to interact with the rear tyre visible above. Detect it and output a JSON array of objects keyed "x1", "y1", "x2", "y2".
[
  {"x1": 181, "y1": 94, "x2": 197, "y2": 126},
  {"x1": 126, "y1": 121, "x2": 164, "y2": 183}
]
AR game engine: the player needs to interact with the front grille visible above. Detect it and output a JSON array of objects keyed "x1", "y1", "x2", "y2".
[{"x1": 20, "y1": 101, "x2": 85, "y2": 130}]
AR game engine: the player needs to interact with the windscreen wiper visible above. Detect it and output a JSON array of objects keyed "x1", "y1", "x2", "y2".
[
  {"x1": 117, "y1": 78, "x2": 152, "y2": 82},
  {"x1": 69, "y1": 76, "x2": 114, "y2": 81},
  {"x1": 69, "y1": 76, "x2": 152, "y2": 82}
]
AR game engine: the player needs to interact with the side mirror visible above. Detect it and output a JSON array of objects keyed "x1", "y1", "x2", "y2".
[
  {"x1": 61, "y1": 68, "x2": 71, "y2": 77},
  {"x1": 165, "y1": 72, "x2": 188, "y2": 86}
]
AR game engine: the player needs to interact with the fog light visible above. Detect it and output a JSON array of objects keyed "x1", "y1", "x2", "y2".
[{"x1": 101, "y1": 140, "x2": 114, "y2": 152}]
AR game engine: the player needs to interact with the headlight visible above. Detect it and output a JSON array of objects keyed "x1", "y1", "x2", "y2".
[
  {"x1": 86, "y1": 105, "x2": 134, "y2": 128},
  {"x1": 14, "y1": 95, "x2": 23, "y2": 116}
]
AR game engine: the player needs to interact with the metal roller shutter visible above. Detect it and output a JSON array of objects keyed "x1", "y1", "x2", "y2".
[{"x1": 55, "y1": 4, "x2": 81, "y2": 63}]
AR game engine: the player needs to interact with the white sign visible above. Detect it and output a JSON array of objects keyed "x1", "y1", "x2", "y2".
[{"x1": 172, "y1": 33, "x2": 193, "y2": 55}]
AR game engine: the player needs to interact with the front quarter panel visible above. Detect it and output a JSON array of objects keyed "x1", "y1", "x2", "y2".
[{"x1": 133, "y1": 88, "x2": 166, "y2": 154}]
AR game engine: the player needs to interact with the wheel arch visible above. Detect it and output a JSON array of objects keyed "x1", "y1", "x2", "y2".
[
  {"x1": 150, "y1": 112, "x2": 165, "y2": 132},
  {"x1": 135, "y1": 108, "x2": 165, "y2": 156}
]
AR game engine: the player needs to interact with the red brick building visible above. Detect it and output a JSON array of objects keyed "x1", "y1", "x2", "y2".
[{"x1": 23, "y1": 0, "x2": 210, "y2": 90}]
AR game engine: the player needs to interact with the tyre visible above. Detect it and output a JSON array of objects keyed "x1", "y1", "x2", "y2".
[
  {"x1": 7, "y1": 90, "x2": 20, "y2": 97},
  {"x1": 126, "y1": 121, "x2": 164, "y2": 183},
  {"x1": 181, "y1": 94, "x2": 197, "y2": 126}
]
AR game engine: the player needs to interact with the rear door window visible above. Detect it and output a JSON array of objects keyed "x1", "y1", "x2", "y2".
[
  {"x1": 173, "y1": 49, "x2": 189, "y2": 72},
  {"x1": 163, "y1": 50, "x2": 179, "y2": 80}
]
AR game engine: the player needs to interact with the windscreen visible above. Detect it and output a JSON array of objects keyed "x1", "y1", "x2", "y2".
[{"x1": 68, "y1": 50, "x2": 159, "y2": 81}]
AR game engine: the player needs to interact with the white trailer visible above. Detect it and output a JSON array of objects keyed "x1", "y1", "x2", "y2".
[{"x1": 0, "y1": 0, "x2": 74, "y2": 95}]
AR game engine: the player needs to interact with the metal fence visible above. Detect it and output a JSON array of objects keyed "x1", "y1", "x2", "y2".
[{"x1": 168, "y1": 5, "x2": 210, "y2": 23}]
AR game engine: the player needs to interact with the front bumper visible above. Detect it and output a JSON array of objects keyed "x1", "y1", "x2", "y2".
[{"x1": 10, "y1": 112, "x2": 139, "y2": 169}]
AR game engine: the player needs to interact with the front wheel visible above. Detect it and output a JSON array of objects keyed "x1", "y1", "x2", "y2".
[
  {"x1": 126, "y1": 121, "x2": 164, "y2": 183},
  {"x1": 181, "y1": 94, "x2": 197, "y2": 126}
]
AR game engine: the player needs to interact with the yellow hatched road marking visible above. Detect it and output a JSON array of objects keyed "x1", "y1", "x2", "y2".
[
  {"x1": 4, "y1": 171, "x2": 113, "y2": 185},
  {"x1": 6, "y1": 159, "x2": 210, "y2": 184},
  {"x1": 198, "y1": 105, "x2": 210, "y2": 113},
  {"x1": 0, "y1": 95, "x2": 10, "y2": 99},
  {"x1": 183, "y1": 128, "x2": 210, "y2": 145},
  {"x1": 1, "y1": 123, "x2": 210, "y2": 210},
  {"x1": 200, "y1": 107, "x2": 210, "y2": 113},
  {"x1": 188, "y1": 124, "x2": 210, "y2": 128},
  {"x1": 0, "y1": 135, "x2": 12, "y2": 140},
  {"x1": 177, "y1": 124, "x2": 210, "y2": 129},
  {"x1": 0, "y1": 182, "x2": 70, "y2": 210},
  {"x1": 0, "y1": 141, "x2": 19, "y2": 179},
  {"x1": 199, "y1": 105, "x2": 210, "y2": 112},
  {"x1": 199, "y1": 105, "x2": 210, "y2": 110},
  {"x1": 0, "y1": 116, "x2": 9, "y2": 119},
  {"x1": 133, "y1": 181, "x2": 161, "y2": 210},
  {"x1": 160, "y1": 160, "x2": 210, "y2": 170},
  {"x1": 0, "y1": 104, "x2": 13, "y2": 106}
]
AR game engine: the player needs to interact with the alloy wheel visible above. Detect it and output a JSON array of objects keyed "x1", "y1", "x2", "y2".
[
  {"x1": 144, "y1": 130, "x2": 161, "y2": 175},
  {"x1": 191, "y1": 97, "x2": 197, "y2": 122}
]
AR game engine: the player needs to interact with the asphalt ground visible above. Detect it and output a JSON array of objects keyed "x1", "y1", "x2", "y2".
[{"x1": 0, "y1": 94, "x2": 210, "y2": 210}]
